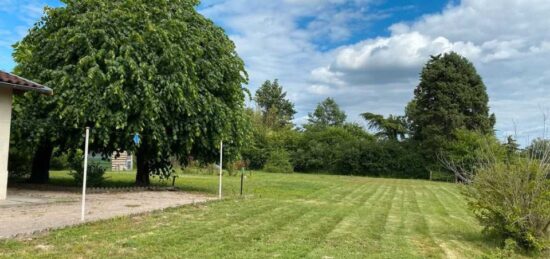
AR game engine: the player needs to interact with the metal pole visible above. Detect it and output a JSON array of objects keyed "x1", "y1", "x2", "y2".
[
  {"x1": 218, "y1": 141, "x2": 223, "y2": 199},
  {"x1": 81, "y1": 127, "x2": 90, "y2": 221}
]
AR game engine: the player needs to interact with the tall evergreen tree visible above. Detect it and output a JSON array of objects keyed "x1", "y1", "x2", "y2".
[
  {"x1": 308, "y1": 97, "x2": 347, "y2": 127},
  {"x1": 406, "y1": 52, "x2": 495, "y2": 153},
  {"x1": 254, "y1": 79, "x2": 296, "y2": 128}
]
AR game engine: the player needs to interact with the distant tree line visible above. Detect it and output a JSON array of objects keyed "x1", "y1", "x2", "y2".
[{"x1": 241, "y1": 52, "x2": 506, "y2": 179}]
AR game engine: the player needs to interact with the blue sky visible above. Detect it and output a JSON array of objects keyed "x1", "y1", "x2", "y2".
[{"x1": 2, "y1": 0, "x2": 550, "y2": 145}]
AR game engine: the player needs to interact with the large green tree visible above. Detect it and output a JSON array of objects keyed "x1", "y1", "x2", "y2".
[
  {"x1": 12, "y1": 0, "x2": 248, "y2": 185},
  {"x1": 307, "y1": 97, "x2": 346, "y2": 127},
  {"x1": 254, "y1": 79, "x2": 296, "y2": 128},
  {"x1": 406, "y1": 52, "x2": 495, "y2": 154}
]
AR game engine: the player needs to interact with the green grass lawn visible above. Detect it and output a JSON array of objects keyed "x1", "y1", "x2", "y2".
[{"x1": 0, "y1": 171, "x2": 517, "y2": 258}]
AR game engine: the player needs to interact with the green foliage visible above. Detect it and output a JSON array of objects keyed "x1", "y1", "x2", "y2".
[
  {"x1": 12, "y1": 0, "x2": 248, "y2": 184},
  {"x1": 361, "y1": 112, "x2": 407, "y2": 140},
  {"x1": 307, "y1": 97, "x2": 346, "y2": 127},
  {"x1": 50, "y1": 151, "x2": 70, "y2": 170},
  {"x1": 525, "y1": 138, "x2": 550, "y2": 158},
  {"x1": 440, "y1": 129, "x2": 505, "y2": 181},
  {"x1": 69, "y1": 163, "x2": 107, "y2": 188},
  {"x1": 68, "y1": 151, "x2": 107, "y2": 187},
  {"x1": 254, "y1": 79, "x2": 296, "y2": 128},
  {"x1": 290, "y1": 124, "x2": 426, "y2": 178},
  {"x1": 336, "y1": 139, "x2": 427, "y2": 178},
  {"x1": 293, "y1": 124, "x2": 370, "y2": 173},
  {"x1": 241, "y1": 108, "x2": 300, "y2": 170},
  {"x1": 465, "y1": 157, "x2": 550, "y2": 252},
  {"x1": 7, "y1": 146, "x2": 32, "y2": 179},
  {"x1": 406, "y1": 52, "x2": 496, "y2": 158},
  {"x1": 263, "y1": 149, "x2": 293, "y2": 173}
]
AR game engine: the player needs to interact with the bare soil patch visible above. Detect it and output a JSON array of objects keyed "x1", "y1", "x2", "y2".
[{"x1": 0, "y1": 188, "x2": 213, "y2": 239}]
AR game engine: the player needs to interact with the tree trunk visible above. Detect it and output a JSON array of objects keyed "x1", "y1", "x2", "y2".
[
  {"x1": 135, "y1": 144, "x2": 150, "y2": 186},
  {"x1": 29, "y1": 141, "x2": 54, "y2": 184}
]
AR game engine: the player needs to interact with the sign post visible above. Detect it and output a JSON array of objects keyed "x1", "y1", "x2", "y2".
[
  {"x1": 218, "y1": 141, "x2": 223, "y2": 199},
  {"x1": 81, "y1": 127, "x2": 90, "y2": 221}
]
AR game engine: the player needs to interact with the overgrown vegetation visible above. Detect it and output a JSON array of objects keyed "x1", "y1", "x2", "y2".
[
  {"x1": 66, "y1": 150, "x2": 107, "y2": 187},
  {"x1": 452, "y1": 138, "x2": 550, "y2": 253},
  {"x1": 263, "y1": 149, "x2": 293, "y2": 173}
]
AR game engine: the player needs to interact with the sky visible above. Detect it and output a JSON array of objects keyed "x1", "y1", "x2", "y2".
[{"x1": 1, "y1": 0, "x2": 550, "y2": 145}]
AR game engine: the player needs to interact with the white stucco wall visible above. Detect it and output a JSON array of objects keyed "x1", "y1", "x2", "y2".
[{"x1": 0, "y1": 87, "x2": 12, "y2": 200}]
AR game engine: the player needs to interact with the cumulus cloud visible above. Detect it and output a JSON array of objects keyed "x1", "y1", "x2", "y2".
[
  {"x1": 315, "y1": 32, "x2": 482, "y2": 85},
  {"x1": 307, "y1": 0, "x2": 550, "y2": 144},
  {"x1": 199, "y1": 0, "x2": 383, "y2": 115}
]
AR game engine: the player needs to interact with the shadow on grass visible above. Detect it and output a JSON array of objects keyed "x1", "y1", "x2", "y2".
[{"x1": 9, "y1": 171, "x2": 219, "y2": 196}]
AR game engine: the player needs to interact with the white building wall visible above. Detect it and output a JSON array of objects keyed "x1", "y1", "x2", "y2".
[{"x1": 0, "y1": 87, "x2": 12, "y2": 200}]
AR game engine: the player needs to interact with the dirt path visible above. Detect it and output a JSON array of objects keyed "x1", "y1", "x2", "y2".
[{"x1": 0, "y1": 189, "x2": 213, "y2": 239}]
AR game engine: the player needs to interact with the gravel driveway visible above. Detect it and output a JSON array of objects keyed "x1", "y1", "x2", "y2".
[{"x1": 0, "y1": 188, "x2": 213, "y2": 239}]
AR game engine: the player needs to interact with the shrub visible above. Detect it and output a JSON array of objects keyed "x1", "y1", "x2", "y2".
[
  {"x1": 50, "y1": 152, "x2": 70, "y2": 170},
  {"x1": 68, "y1": 150, "x2": 107, "y2": 187},
  {"x1": 7, "y1": 146, "x2": 32, "y2": 179},
  {"x1": 439, "y1": 129, "x2": 505, "y2": 183},
  {"x1": 465, "y1": 157, "x2": 550, "y2": 252},
  {"x1": 263, "y1": 149, "x2": 293, "y2": 173},
  {"x1": 69, "y1": 163, "x2": 107, "y2": 187}
]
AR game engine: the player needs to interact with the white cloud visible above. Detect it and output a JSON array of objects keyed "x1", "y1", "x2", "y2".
[
  {"x1": 319, "y1": 32, "x2": 481, "y2": 85},
  {"x1": 199, "y1": 0, "x2": 380, "y2": 115},
  {"x1": 306, "y1": 0, "x2": 550, "y2": 145}
]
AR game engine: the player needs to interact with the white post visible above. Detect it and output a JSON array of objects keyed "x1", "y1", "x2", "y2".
[
  {"x1": 81, "y1": 127, "x2": 90, "y2": 221},
  {"x1": 218, "y1": 141, "x2": 223, "y2": 199}
]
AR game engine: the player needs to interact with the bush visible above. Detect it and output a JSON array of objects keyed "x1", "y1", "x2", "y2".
[
  {"x1": 68, "y1": 150, "x2": 107, "y2": 187},
  {"x1": 50, "y1": 152, "x2": 70, "y2": 170},
  {"x1": 69, "y1": 163, "x2": 107, "y2": 187},
  {"x1": 263, "y1": 149, "x2": 293, "y2": 173},
  {"x1": 465, "y1": 157, "x2": 550, "y2": 252},
  {"x1": 439, "y1": 129, "x2": 505, "y2": 182},
  {"x1": 7, "y1": 146, "x2": 32, "y2": 179}
]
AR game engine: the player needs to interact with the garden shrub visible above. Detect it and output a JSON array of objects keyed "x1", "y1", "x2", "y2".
[
  {"x1": 7, "y1": 146, "x2": 32, "y2": 179},
  {"x1": 465, "y1": 157, "x2": 550, "y2": 252},
  {"x1": 69, "y1": 163, "x2": 107, "y2": 187},
  {"x1": 50, "y1": 152, "x2": 70, "y2": 170},
  {"x1": 263, "y1": 149, "x2": 293, "y2": 173},
  {"x1": 68, "y1": 150, "x2": 107, "y2": 187}
]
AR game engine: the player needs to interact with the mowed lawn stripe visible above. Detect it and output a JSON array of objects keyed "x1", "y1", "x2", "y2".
[
  {"x1": 403, "y1": 183, "x2": 447, "y2": 258},
  {"x1": 0, "y1": 172, "x2": 501, "y2": 258},
  {"x1": 306, "y1": 181, "x2": 395, "y2": 258},
  {"x1": 176, "y1": 201, "x2": 312, "y2": 257},
  {"x1": 268, "y1": 180, "x2": 378, "y2": 257},
  {"x1": 421, "y1": 184, "x2": 496, "y2": 258},
  {"x1": 377, "y1": 181, "x2": 418, "y2": 258},
  {"x1": 228, "y1": 179, "x2": 375, "y2": 257}
]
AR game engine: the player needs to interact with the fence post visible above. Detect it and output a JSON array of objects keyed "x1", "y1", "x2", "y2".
[{"x1": 240, "y1": 169, "x2": 244, "y2": 196}]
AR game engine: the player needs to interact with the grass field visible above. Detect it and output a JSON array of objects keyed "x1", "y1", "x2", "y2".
[{"x1": 0, "y1": 171, "x2": 520, "y2": 258}]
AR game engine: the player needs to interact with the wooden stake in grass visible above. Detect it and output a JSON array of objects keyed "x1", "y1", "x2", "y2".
[{"x1": 240, "y1": 169, "x2": 244, "y2": 196}]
